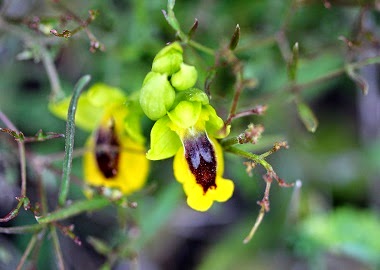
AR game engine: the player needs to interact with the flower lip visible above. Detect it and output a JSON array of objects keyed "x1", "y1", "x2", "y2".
[
  {"x1": 183, "y1": 131, "x2": 217, "y2": 193},
  {"x1": 95, "y1": 119, "x2": 120, "y2": 178}
]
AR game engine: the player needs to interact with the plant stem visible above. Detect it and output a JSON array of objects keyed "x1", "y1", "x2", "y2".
[
  {"x1": 0, "y1": 110, "x2": 27, "y2": 197},
  {"x1": 0, "y1": 224, "x2": 43, "y2": 234},
  {"x1": 16, "y1": 232, "x2": 40, "y2": 270},
  {"x1": 226, "y1": 145, "x2": 275, "y2": 173},
  {"x1": 50, "y1": 226, "x2": 65, "y2": 270},
  {"x1": 58, "y1": 75, "x2": 91, "y2": 206},
  {"x1": 187, "y1": 40, "x2": 215, "y2": 56},
  {"x1": 0, "y1": 17, "x2": 64, "y2": 100},
  {"x1": 37, "y1": 197, "x2": 111, "y2": 224}
]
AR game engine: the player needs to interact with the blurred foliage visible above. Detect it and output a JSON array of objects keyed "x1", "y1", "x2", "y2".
[
  {"x1": 291, "y1": 207, "x2": 380, "y2": 269},
  {"x1": 1, "y1": 0, "x2": 380, "y2": 269}
]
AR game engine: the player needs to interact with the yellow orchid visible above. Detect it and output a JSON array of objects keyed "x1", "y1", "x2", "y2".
[
  {"x1": 50, "y1": 83, "x2": 149, "y2": 196},
  {"x1": 139, "y1": 41, "x2": 234, "y2": 211},
  {"x1": 145, "y1": 89, "x2": 233, "y2": 211}
]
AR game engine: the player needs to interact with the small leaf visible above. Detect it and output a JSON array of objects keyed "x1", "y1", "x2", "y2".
[
  {"x1": 188, "y1": 19, "x2": 198, "y2": 39},
  {"x1": 296, "y1": 100, "x2": 318, "y2": 133},
  {"x1": 346, "y1": 66, "x2": 369, "y2": 95},
  {"x1": 162, "y1": 10, "x2": 180, "y2": 33},
  {"x1": 168, "y1": 0, "x2": 176, "y2": 10},
  {"x1": 287, "y1": 42, "x2": 299, "y2": 82},
  {"x1": 229, "y1": 24, "x2": 240, "y2": 50}
]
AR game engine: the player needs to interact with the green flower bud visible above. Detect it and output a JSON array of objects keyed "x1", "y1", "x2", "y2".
[
  {"x1": 140, "y1": 72, "x2": 175, "y2": 120},
  {"x1": 152, "y1": 42, "x2": 183, "y2": 75},
  {"x1": 171, "y1": 63, "x2": 198, "y2": 91}
]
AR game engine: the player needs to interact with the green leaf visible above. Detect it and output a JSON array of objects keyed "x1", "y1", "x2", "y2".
[
  {"x1": 146, "y1": 116, "x2": 182, "y2": 160},
  {"x1": 229, "y1": 24, "x2": 240, "y2": 50},
  {"x1": 187, "y1": 18, "x2": 199, "y2": 39},
  {"x1": 168, "y1": 0, "x2": 176, "y2": 11},
  {"x1": 296, "y1": 100, "x2": 318, "y2": 133},
  {"x1": 293, "y1": 207, "x2": 380, "y2": 268},
  {"x1": 287, "y1": 42, "x2": 299, "y2": 82}
]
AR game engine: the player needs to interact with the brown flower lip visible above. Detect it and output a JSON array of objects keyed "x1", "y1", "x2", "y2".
[
  {"x1": 95, "y1": 122, "x2": 120, "y2": 179},
  {"x1": 184, "y1": 132, "x2": 217, "y2": 193}
]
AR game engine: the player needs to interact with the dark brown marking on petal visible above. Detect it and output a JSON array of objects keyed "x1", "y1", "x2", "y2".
[
  {"x1": 95, "y1": 120, "x2": 120, "y2": 178},
  {"x1": 184, "y1": 132, "x2": 217, "y2": 193}
]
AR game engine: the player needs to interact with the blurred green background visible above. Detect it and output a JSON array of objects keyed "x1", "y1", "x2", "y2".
[{"x1": 1, "y1": 0, "x2": 380, "y2": 269}]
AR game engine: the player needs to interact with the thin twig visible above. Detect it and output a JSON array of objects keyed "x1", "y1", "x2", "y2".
[
  {"x1": 0, "y1": 110, "x2": 27, "y2": 197},
  {"x1": 37, "y1": 197, "x2": 111, "y2": 224},
  {"x1": 16, "y1": 232, "x2": 40, "y2": 270},
  {"x1": 0, "y1": 17, "x2": 64, "y2": 100},
  {"x1": 50, "y1": 226, "x2": 65, "y2": 270},
  {"x1": 0, "y1": 224, "x2": 43, "y2": 234},
  {"x1": 243, "y1": 204, "x2": 266, "y2": 244}
]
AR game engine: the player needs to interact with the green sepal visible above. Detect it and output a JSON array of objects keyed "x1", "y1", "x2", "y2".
[
  {"x1": 146, "y1": 116, "x2": 182, "y2": 160},
  {"x1": 204, "y1": 105, "x2": 230, "y2": 139},
  {"x1": 49, "y1": 93, "x2": 103, "y2": 131},
  {"x1": 171, "y1": 63, "x2": 198, "y2": 91},
  {"x1": 49, "y1": 83, "x2": 127, "y2": 131},
  {"x1": 168, "y1": 101, "x2": 202, "y2": 129},
  {"x1": 172, "y1": 88, "x2": 209, "y2": 109},
  {"x1": 86, "y1": 83, "x2": 126, "y2": 107},
  {"x1": 296, "y1": 100, "x2": 318, "y2": 133},
  {"x1": 124, "y1": 100, "x2": 146, "y2": 144},
  {"x1": 152, "y1": 42, "x2": 183, "y2": 75},
  {"x1": 140, "y1": 72, "x2": 175, "y2": 120}
]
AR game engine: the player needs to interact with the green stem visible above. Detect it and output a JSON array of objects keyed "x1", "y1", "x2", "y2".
[
  {"x1": 58, "y1": 75, "x2": 91, "y2": 206},
  {"x1": 225, "y1": 146, "x2": 273, "y2": 171},
  {"x1": 187, "y1": 40, "x2": 215, "y2": 56},
  {"x1": 16, "y1": 232, "x2": 41, "y2": 270},
  {"x1": 0, "y1": 198, "x2": 23, "y2": 222},
  {"x1": 0, "y1": 224, "x2": 43, "y2": 234},
  {"x1": 220, "y1": 137, "x2": 240, "y2": 148},
  {"x1": 37, "y1": 197, "x2": 111, "y2": 224},
  {"x1": 50, "y1": 226, "x2": 65, "y2": 270}
]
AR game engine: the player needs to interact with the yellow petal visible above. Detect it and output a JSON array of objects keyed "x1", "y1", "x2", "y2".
[
  {"x1": 187, "y1": 192, "x2": 213, "y2": 212},
  {"x1": 173, "y1": 145, "x2": 194, "y2": 184},
  {"x1": 208, "y1": 177, "x2": 234, "y2": 202},
  {"x1": 211, "y1": 137, "x2": 225, "y2": 176}
]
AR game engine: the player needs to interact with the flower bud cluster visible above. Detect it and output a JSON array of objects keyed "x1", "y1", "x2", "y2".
[{"x1": 139, "y1": 42, "x2": 198, "y2": 120}]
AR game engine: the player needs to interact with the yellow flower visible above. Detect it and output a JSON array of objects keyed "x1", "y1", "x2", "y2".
[
  {"x1": 173, "y1": 130, "x2": 234, "y2": 211},
  {"x1": 146, "y1": 90, "x2": 234, "y2": 211},
  {"x1": 50, "y1": 83, "x2": 149, "y2": 196},
  {"x1": 83, "y1": 105, "x2": 149, "y2": 195}
]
